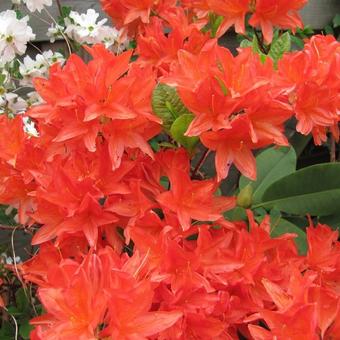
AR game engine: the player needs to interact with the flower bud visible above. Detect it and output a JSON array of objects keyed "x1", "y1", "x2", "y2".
[{"x1": 236, "y1": 184, "x2": 253, "y2": 208}]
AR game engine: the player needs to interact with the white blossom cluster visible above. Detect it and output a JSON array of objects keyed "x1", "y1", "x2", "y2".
[
  {"x1": 11, "y1": 0, "x2": 52, "y2": 13},
  {"x1": 19, "y1": 50, "x2": 65, "y2": 85},
  {"x1": 49, "y1": 9, "x2": 127, "y2": 51}
]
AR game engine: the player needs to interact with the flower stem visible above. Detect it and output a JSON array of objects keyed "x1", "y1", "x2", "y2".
[
  {"x1": 56, "y1": 0, "x2": 63, "y2": 17},
  {"x1": 191, "y1": 149, "x2": 210, "y2": 179}
]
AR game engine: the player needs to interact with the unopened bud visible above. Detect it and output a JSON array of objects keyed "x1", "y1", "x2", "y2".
[{"x1": 236, "y1": 183, "x2": 253, "y2": 208}]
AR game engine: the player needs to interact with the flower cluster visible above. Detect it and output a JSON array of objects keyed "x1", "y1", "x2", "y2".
[
  {"x1": 0, "y1": 5, "x2": 128, "y2": 122},
  {"x1": 0, "y1": 0, "x2": 339, "y2": 339},
  {"x1": 277, "y1": 35, "x2": 340, "y2": 145},
  {"x1": 101, "y1": 0, "x2": 307, "y2": 42},
  {"x1": 19, "y1": 50, "x2": 65, "y2": 86},
  {"x1": 61, "y1": 9, "x2": 127, "y2": 50},
  {"x1": 162, "y1": 42, "x2": 293, "y2": 180},
  {"x1": 20, "y1": 211, "x2": 340, "y2": 339}
]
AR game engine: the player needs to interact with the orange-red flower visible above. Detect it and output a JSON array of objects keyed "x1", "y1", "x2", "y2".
[
  {"x1": 164, "y1": 43, "x2": 292, "y2": 180},
  {"x1": 157, "y1": 152, "x2": 235, "y2": 230},
  {"x1": 101, "y1": 0, "x2": 177, "y2": 37},
  {"x1": 276, "y1": 35, "x2": 340, "y2": 145},
  {"x1": 249, "y1": 0, "x2": 307, "y2": 43},
  {"x1": 29, "y1": 45, "x2": 161, "y2": 171}
]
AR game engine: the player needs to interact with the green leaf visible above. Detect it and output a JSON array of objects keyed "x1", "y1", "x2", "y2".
[
  {"x1": 149, "y1": 138, "x2": 160, "y2": 152},
  {"x1": 301, "y1": 25, "x2": 314, "y2": 36},
  {"x1": 15, "y1": 288, "x2": 29, "y2": 313},
  {"x1": 289, "y1": 132, "x2": 312, "y2": 157},
  {"x1": 319, "y1": 213, "x2": 340, "y2": 231},
  {"x1": 271, "y1": 218, "x2": 307, "y2": 255},
  {"x1": 324, "y1": 25, "x2": 334, "y2": 35},
  {"x1": 170, "y1": 114, "x2": 199, "y2": 152},
  {"x1": 290, "y1": 35, "x2": 304, "y2": 49},
  {"x1": 160, "y1": 176, "x2": 169, "y2": 190},
  {"x1": 333, "y1": 14, "x2": 340, "y2": 28},
  {"x1": 61, "y1": 6, "x2": 71, "y2": 17},
  {"x1": 152, "y1": 84, "x2": 191, "y2": 132},
  {"x1": 240, "y1": 39, "x2": 252, "y2": 48},
  {"x1": 0, "y1": 321, "x2": 14, "y2": 340},
  {"x1": 0, "y1": 74, "x2": 6, "y2": 86},
  {"x1": 15, "y1": 10, "x2": 24, "y2": 19},
  {"x1": 224, "y1": 207, "x2": 247, "y2": 221},
  {"x1": 6, "y1": 306, "x2": 20, "y2": 316},
  {"x1": 209, "y1": 13, "x2": 224, "y2": 38},
  {"x1": 258, "y1": 163, "x2": 340, "y2": 216},
  {"x1": 19, "y1": 320, "x2": 33, "y2": 340},
  {"x1": 239, "y1": 147, "x2": 296, "y2": 205},
  {"x1": 269, "y1": 32, "x2": 291, "y2": 65},
  {"x1": 251, "y1": 36, "x2": 267, "y2": 60}
]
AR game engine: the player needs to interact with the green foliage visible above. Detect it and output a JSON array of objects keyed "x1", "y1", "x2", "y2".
[
  {"x1": 202, "y1": 13, "x2": 224, "y2": 38},
  {"x1": 19, "y1": 319, "x2": 33, "y2": 339},
  {"x1": 57, "y1": 6, "x2": 72, "y2": 26},
  {"x1": 268, "y1": 32, "x2": 291, "y2": 65},
  {"x1": 333, "y1": 14, "x2": 340, "y2": 28},
  {"x1": 289, "y1": 26, "x2": 314, "y2": 49},
  {"x1": 224, "y1": 207, "x2": 247, "y2": 222},
  {"x1": 9, "y1": 60, "x2": 22, "y2": 80},
  {"x1": 270, "y1": 218, "x2": 307, "y2": 255},
  {"x1": 15, "y1": 10, "x2": 24, "y2": 19},
  {"x1": 152, "y1": 84, "x2": 191, "y2": 132},
  {"x1": 0, "y1": 321, "x2": 13, "y2": 340},
  {"x1": 170, "y1": 114, "x2": 199, "y2": 152},
  {"x1": 240, "y1": 35, "x2": 267, "y2": 62},
  {"x1": 257, "y1": 163, "x2": 340, "y2": 216},
  {"x1": 239, "y1": 147, "x2": 297, "y2": 205},
  {"x1": 1, "y1": 286, "x2": 36, "y2": 340},
  {"x1": 319, "y1": 213, "x2": 340, "y2": 231}
]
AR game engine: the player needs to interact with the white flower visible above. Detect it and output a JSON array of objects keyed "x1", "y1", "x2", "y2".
[
  {"x1": 46, "y1": 23, "x2": 64, "y2": 43},
  {"x1": 65, "y1": 9, "x2": 108, "y2": 44},
  {"x1": 99, "y1": 26, "x2": 120, "y2": 48},
  {"x1": 27, "y1": 91, "x2": 43, "y2": 105},
  {"x1": 23, "y1": 116, "x2": 39, "y2": 136},
  {"x1": 19, "y1": 50, "x2": 65, "y2": 85},
  {"x1": 1, "y1": 253, "x2": 21, "y2": 265},
  {"x1": 0, "y1": 10, "x2": 35, "y2": 63},
  {"x1": 0, "y1": 92, "x2": 27, "y2": 115},
  {"x1": 23, "y1": 0, "x2": 52, "y2": 13}
]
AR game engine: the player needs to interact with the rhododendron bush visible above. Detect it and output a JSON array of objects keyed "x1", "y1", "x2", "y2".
[{"x1": 0, "y1": 0, "x2": 339, "y2": 339}]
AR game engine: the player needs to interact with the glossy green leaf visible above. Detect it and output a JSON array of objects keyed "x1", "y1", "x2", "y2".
[
  {"x1": 319, "y1": 213, "x2": 340, "y2": 231},
  {"x1": 224, "y1": 207, "x2": 247, "y2": 221},
  {"x1": 152, "y1": 84, "x2": 191, "y2": 132},
  {"x1": 258, "y1": 163, "x2": 340, "y2": 216},
  {"x1": 239, "y1": 147, "x2": 296, "y2": 205},
  {"x1": 271, "y1": 218, "x2": 307, "y2": 255},
  {"x1": 170, "y1": 114, "x2": 199, "y2": 152}
]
